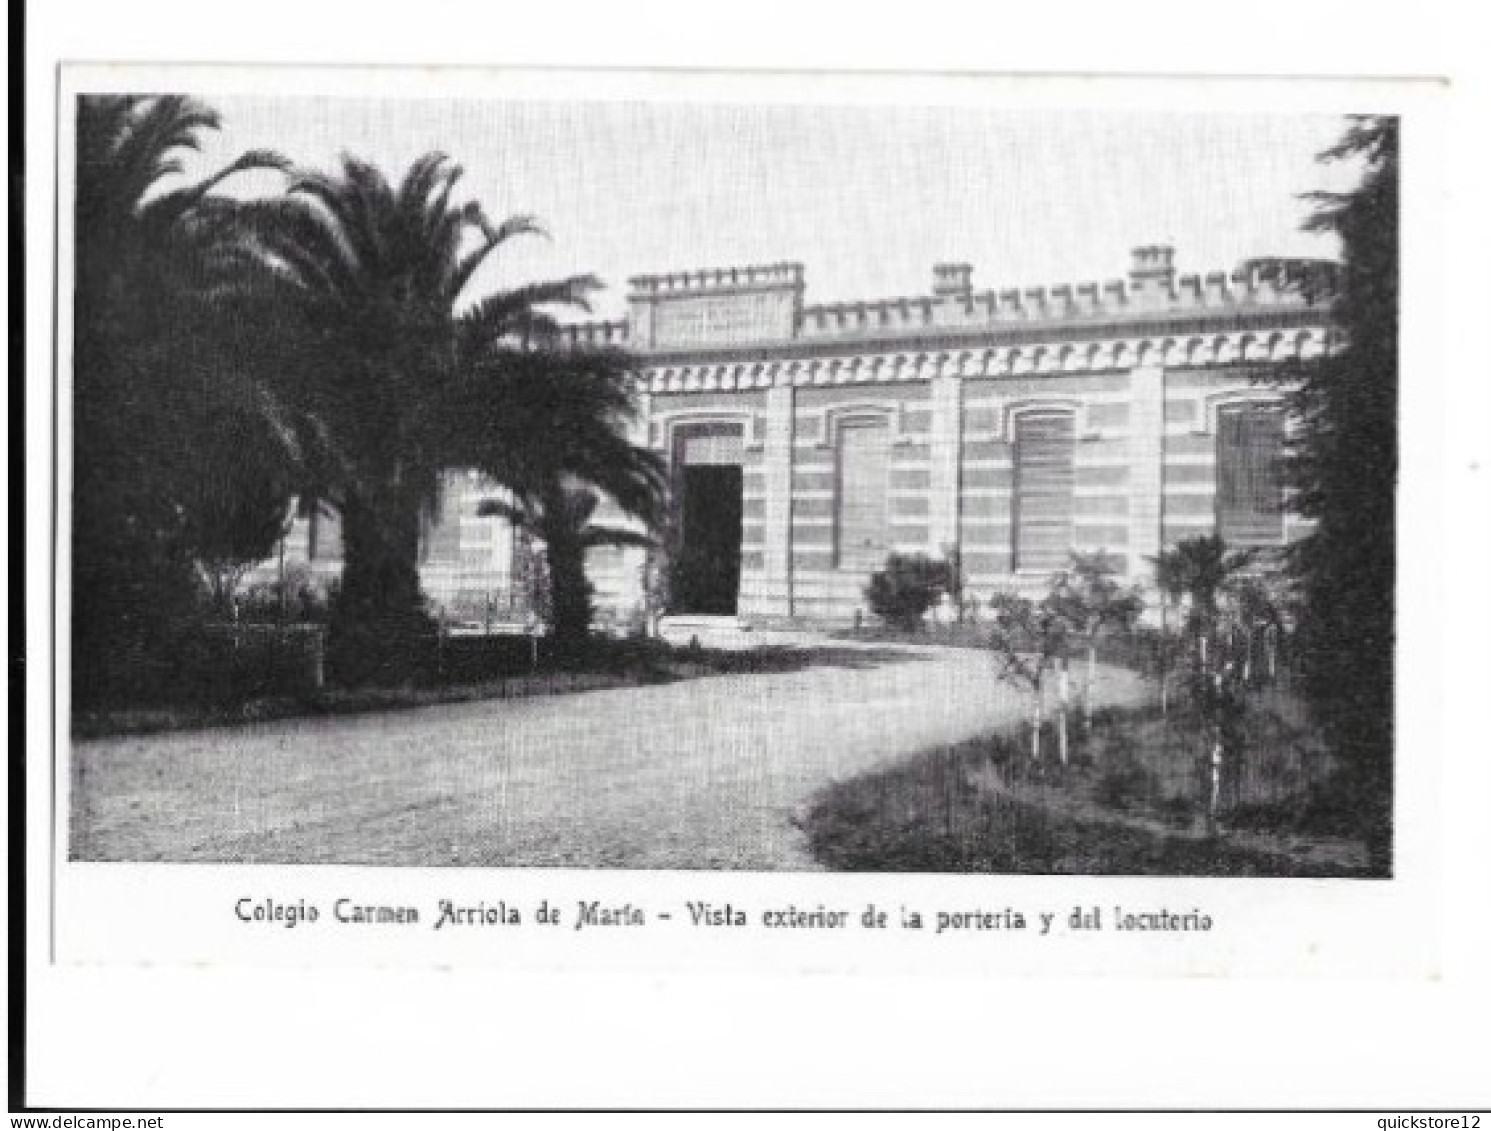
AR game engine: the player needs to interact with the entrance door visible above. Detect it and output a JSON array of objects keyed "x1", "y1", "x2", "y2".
[
  {"x1": 671, "y1": 424, "x2": 745, "y2": 615},
  {"x1": 676, "y1": 465, "x2": 743, "y2": 614}
]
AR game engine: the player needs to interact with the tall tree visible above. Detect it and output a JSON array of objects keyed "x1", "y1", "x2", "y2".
[
  {"x1": 1287, "y1": 116, "x2": 1398, "y2": 871},
  {"x1": 242, "y1": 153, "x2": 662, "y2": 683},
  {"x1": 72, "y1": 95, "x2": 292, "y2": 702}
]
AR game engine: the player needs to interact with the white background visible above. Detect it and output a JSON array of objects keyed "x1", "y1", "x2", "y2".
[{"x1": 19, "y1": 0, "x2": 1491, "y2": 1113}]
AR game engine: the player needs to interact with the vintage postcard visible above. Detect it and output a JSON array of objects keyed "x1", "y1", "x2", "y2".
[
  {"x1": 49, "y1": 67, "x2": 1441, "y2": 965},
  {"x1": 22, "y1": 31, "x2": 1489, "y2": 1108}
]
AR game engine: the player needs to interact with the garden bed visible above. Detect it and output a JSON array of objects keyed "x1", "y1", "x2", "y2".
[
  {"x1": 799, "y1": 699, "x2": 1372, "y2": 877},
  {"x1": 71, "y1": 640, "x2": 917, "y2": 740}
]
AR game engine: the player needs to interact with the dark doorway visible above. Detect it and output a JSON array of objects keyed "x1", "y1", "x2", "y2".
[{"x1": 673, "y1": 464, "x2": 743, "y2": 615}]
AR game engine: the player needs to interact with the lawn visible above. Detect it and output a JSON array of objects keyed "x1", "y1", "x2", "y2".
[{"x1": 800, "y1": 699, "x2": 1373, "y2": 877}]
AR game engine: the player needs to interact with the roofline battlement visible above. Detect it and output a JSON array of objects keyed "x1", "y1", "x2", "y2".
[
  {"x1": 793, "y1": 251, "x2": 1337, "y2": 340},
  {"x1": 556, "y1": 318, "x2": 630, "y2": 349},
  {"x1": 560, "y1": 248, "x2": 1338, "y2": 354},
  {"x1": 627, "y1": 261, "x2": 806, "y2": 297}
]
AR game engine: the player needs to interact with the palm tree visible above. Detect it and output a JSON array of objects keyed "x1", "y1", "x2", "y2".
[
  {"x1": 1151, "y1": 534, "x2": 1259, "y2": 665},
  {"x1": 240, "y1": 153, "x2": 662, "y2": 682},
  {"x1": 72, "y1": 95, "x2": 292, "y2": 702},
  {"x1": 479, "y1": 479, "x2": 655, "y2": 648}
]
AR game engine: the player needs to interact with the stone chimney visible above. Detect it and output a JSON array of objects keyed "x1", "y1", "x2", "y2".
[
  {"x1": 932, "y1": 262, "x2": 974, "y2": 300},
  {"x1": 1129, "y1": 245, "x2": 1176, "y2": 290}
]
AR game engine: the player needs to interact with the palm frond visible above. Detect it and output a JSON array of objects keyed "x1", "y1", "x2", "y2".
[
  {"x1": 443, "y1": 213, "x2": 548, "y2": 302},
  {"x1": 479, "y1": 212, "x2": 546, "y2": 247},
  {"x1": 140, "y1": 148, "x2": 291, "y2": 235},
  {"x1": 112, "y1": 96, "x2": 223, "y2": 212},
  {"x1": 288, "y1": 162, "x2": 384, "y2": 280},
  {"x1": 397, "y1": 152, "x2": 455, "y2": 213},
  {"x1": 459, "y1": 277, "x2": 604, "y2": 350},
  {"x1": 475, "y1": 497, "x2": 531, "y2": 526},
  {"x1": 580, "y1": 525, "x2": 655, "y2": 551}
]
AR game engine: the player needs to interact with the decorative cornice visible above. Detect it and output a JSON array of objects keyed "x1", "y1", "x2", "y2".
[{"x1": 631, "y1": 327, "x2": 1335, "y2": 395}]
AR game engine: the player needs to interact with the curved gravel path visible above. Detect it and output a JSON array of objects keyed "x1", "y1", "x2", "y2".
[{"x1": 70, "y1": 647, "x2": 1147, "y2": 870}]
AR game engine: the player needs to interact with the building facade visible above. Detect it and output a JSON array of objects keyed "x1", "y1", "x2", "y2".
[{"x1": 262, "y1": 246, "x2": 1335, "y2": 628}]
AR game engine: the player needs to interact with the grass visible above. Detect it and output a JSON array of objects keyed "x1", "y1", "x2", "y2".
[
  {"x1": 71, "y1": 639, "x2": 920, "y2": 740},
  {"x1": 829, "y1": 622, "x2": 992, "y2": 648},
  {"x1": 828, "y1": 623, "x2": 1159, "y2": 674},
  {"x1": 800, "y1": 699, "x2": 1374, "y2": 877}
]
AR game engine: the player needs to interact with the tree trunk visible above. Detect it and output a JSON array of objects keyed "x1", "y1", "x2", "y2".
[
  {"x1": 1031, "y1": 682, "x2": 1044, "y2": 762},
  {"x1": 545, "y1": 528, "x2": 594, "y2": 655},
  {"x1": 329, "y1": 489, "x2": 432, "y2": 687},
  {"x1": 1207, "y1": 735, "x2": 1224, "y2": 836},
  {"x1": 1085, "y1": 642, "x2": 1098, "y2": 732},
  {"x1": 1057, "y1": 662, "x2": 1070, "y2": 766},
  {"x1": 1158, "y1": 597, "x2": 1170, "y2": 718}
]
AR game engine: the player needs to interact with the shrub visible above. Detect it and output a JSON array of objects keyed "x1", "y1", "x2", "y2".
[
  {"x1": 1155, "y1": 793, "x2": 1196, "y2": 828},
  {"x1": 237, "y1": 569, "x2": 337, "y2": 624},
  {"x1": 864, "y1": 554, "x2": 950, "y2": 632},
  {"x1": 1093, "y1": 755, "x2": 1160, "y2": 812},
  {"x1": 150, "y1": 625, "x2": 329, "y2": 706}
]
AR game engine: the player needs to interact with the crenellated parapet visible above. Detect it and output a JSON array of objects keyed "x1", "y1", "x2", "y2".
[
  {"x1": 555, "y1": 247, "x2": 1338, "y2": 367},
  {"x1": 797, "y1": 250, "x2": 1338, "y2": 343},
  {"x1": 627, "y1": 261, "x2": 805, "y2": 296},
  {"x1": 555, "y1": 319, "x2": 630, "y2": 349},
  {"x1": 624, "y1": 260, "x2": 806, "y2": 350}
]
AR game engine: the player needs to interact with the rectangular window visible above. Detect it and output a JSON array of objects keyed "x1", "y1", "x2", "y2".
[
  {"x1": 836, "y1": 418, "x2": 891, "y2": 569},
  {"x1": 1013, "y1": 409, "x2": 1076, "y2": 572},
  {"x1": 1216, "y1": 403, "x2": 1285, "y2": 545}
]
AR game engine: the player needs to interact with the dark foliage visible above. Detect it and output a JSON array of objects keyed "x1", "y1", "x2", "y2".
[
  {"x1": 1151, "y1": 534, "x2": 1259, "y2": 635},
  {"x1": 235, "y1": 153, "x2": 664, "y2": 684},
  {"x1": 80, "y1": 626, "x2": 325, "y2": 710},
  {"x1": 864, "y1": 553, "x2": 951, "y2": 631},
  {"x1": 1285, "y1": 117, "x2": 1398, "y2": 869},
  {"x1": 1093, "y1": 755, "x2": 1161, "y2": 812},
  {"x1": 71, "y1": 96, "x2": 297, "y2": 706}
]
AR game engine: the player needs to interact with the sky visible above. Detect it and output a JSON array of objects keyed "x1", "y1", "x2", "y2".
[{"x1": 191, "y1": 96, "x2": 1364, "y2": 322}]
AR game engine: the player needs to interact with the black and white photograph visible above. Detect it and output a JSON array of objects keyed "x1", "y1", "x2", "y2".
[
  {"x1": 64, "y1": 86, "x2": 1397, "y2": 879},
  {"x1": 18, "y1": 5, "x2": 1491, "y2": 1111}
]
